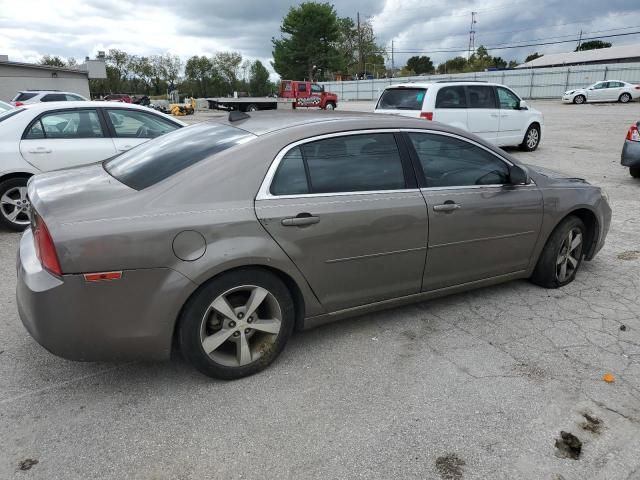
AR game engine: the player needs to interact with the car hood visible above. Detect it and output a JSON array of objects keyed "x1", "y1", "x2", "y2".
[
  {"x1": 564, "y1": 88, "x2": 586, "y2": 95},
  {"x1": 526, "y1": 164, "x2": 589, "y2": 185}
]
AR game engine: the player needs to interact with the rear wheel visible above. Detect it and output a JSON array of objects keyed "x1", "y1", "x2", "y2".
[
  {"x1": 573, "y1": 95, "x2": 586, "y2": 104},
  {"x1": 0, "y1": 177, "x2": 31, "y2": 231},
  {"x1": 245, "y1": 104, "x2": 258, "y2": 112},
  {"x1": 619, "y1": 93, "x2": 632, "y2": 103},
  {"x1": 630, "y1": 167, "x2": 640, "y2": 178},
  {"x1": 178, "y1": 268, "x2": 295, "y2": 380},
  {"x1": 519, "y1": 124, "x2": 540, "y2": 151},
  {"x1": 531, "y1": 216, "x2": 586, "y2": 288}
]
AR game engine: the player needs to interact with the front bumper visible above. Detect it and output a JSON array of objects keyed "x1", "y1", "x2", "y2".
[
  {"x1": 561, "y1": 96, "x2": 574, "y2": 103},
  {"x1": 621, "y1": 140, "x2": 640, "y2": 167},
  {"x1": 16, "y1": 229, "x2": 195, "y2": 361}
]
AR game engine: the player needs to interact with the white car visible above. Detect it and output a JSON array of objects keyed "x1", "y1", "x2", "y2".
[
  {"x1": 375, "y1": 81, "x2": 544, "y2": 151},
  {"x1": 0, "y1": 100, "x2": 13, "y2": 113},
  {"x1": 0, "y1": 101, "x2": 185, "y2": 230},
  {"x1": 10, "y1": 90, "x2": 89, "y2": 106},
  {"x1": 562, "y1": 80, "x2": 640, "y2": 104}
]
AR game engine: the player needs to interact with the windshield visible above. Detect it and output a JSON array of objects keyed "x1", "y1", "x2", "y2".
[
  {"x1": 104, "y1": 122, "x2": 255, "y2": 190},
  {"x1": 377, "y1": 88, "x2": 427, "y2": 110}
]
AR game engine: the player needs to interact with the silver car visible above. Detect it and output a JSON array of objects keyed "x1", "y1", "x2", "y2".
[{"x1": 17, "y1": 111, "x2": 612, "y2": 379}]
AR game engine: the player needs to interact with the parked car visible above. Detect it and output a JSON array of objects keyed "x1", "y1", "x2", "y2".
[
  {"x1": 10, "y1": 90, "x2": 88, "y2": 106},
  {"x1": 621, "y1": 121, "x2": 640, "y2": 178},
  {"x1": 104, "y1": 94, "x2": 133, "y2": 103},
  {"x1": 17, "y1": 111, "x2": 611, "y2": 380},
  {"x1": 0, "y1": 101, "x2": 185, "y2": 230},
  {"x1": 0, "y1": 100, "x2": 13, "y2": 113},
  {"x1": 374, "y1": 81, "x2": 544, "y2": 151},
  {"x1": 562, "y1": 80, "x2": 640, "y2": 104}
]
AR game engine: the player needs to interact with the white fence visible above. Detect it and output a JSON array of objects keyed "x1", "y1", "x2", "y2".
[{"x1": 320, "y1": 62, "x2": 640, "y2": 101}]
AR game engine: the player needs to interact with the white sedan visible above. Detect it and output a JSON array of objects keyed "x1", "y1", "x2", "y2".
[
  {"x1": 562, "y1": 80, "x2": 640, "y2": 104},
  {"x1": 0, "y1": 101, "x2": 185, "y2": 230}
]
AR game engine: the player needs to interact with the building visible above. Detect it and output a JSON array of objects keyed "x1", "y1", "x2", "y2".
[
  {"x1": 516, "y1": 44, "x2": 640, "y2": 69},
  {"x1": 0, "y1": 54, "x2": 106, "y2": 101}
]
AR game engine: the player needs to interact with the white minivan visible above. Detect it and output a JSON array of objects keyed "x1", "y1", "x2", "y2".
[{"x1": 374, "y1": 81, "x2": 544, "y2": 151}]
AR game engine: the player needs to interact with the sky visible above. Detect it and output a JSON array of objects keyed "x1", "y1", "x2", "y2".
[{"x1": 0, "y1": 0, "x2": 638, "y2": 78}]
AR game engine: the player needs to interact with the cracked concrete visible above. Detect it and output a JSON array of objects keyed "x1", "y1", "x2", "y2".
[{"x1": 1, "y1": 101, "x2": 639, "y2": 479}]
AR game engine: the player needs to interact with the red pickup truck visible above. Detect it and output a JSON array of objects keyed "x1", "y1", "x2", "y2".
[{"x1": 279, "y1": 80, "x2": 338, "y2": 110}]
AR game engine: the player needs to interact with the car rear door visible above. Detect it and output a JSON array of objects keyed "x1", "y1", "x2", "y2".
[
  {"x1": 19, "y1": 108, "x2": 117, "y2": 171},
  {"x1": 605, "y1": 81, "x2": 623, "y2": 101},
  {"x1": 465, "y1": 85, "x2": 499, "y2": 143},
  {"x1": 103, "y1": 107, "x2": 182, "y2": 153},
  {"x1": 404, "y1": 131, "x2": 543, "y2": 291},
  {"x1": 255, "y1": 131, "x2": 428, "y2": 312},
  {"x1": 433, "y1": 85, "x2": 468, "y2": 130}
]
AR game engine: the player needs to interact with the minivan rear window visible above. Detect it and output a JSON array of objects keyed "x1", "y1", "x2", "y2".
[
  {"x1": 104, "y1": 122, "x2": 255, "y2": 190},
  {"x1": 13, "y1": 92, "x2": 38, "y2": 102},
  {"x1": 377, "y1": 88, "x2": 427, "y2": 110}
]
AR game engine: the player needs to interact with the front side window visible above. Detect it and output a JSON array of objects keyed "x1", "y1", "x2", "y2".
[
  {"x1": 408, "y1": 132, "x2": 510, "y2": 187},
  {"x1": 106, "y1": 109, "x2": 180, "y2": 138},
  {"x1": 497, "y1": 87, "x2": 520, "y2": 110},
  {"x1": 466, "y1": 85, "x2": 497, "y2": 109},
  {"x1": 104, "y1": 123, "x2": 255, "y2": 190},
  {"x1": 592, "y1": 82, "x2": 608, "y2": 90},
  {"x1": 311, "y1": 84, "x2": 322, "y2": 93},
  {"x1": 65, "y1": 94, "x2": 85, "y2": 101},
  {"x1": 25, "y1": 110, "x2": 104, "y2": 139},
  {"x1": 377, "y1": 88, "x2": 426, "y2": 110},
  {"x1": 435, "y1": 86, "x2": 467, "y2": 109},
  {"x1": 41, "y1": 94, "x2": 67, "y2": 102}
]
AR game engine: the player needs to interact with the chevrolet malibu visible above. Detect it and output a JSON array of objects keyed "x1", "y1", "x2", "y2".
[{"x1": 17, "y1": 111, "x2": 611, "y2": 380}]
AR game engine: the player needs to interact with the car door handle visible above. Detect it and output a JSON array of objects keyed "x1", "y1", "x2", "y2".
[
  {"x1": 118, "y1": 145, "x2": 133, "y2": 151},
  {"x1": 490, "y1": 113, "x2": 499, "y2": 117},
  {"x1": 433, "y1": 203, "x2": 461, "y2": 212},
  {"x1": 281, "y1": 213, "x2": 320, "y2": 226},
  {"x1": 27, "y1": 148, "x2": 52, "y2": 154}
]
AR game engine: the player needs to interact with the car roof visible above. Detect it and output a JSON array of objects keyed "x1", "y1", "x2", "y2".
[
  {"x1": 19, "y1": 90, "x2": 83, "y2": 95},
  {"x1": 384, "y1": 81, "x2": 505, "y2": 90}
]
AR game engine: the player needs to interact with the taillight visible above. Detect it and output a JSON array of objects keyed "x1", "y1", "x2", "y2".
[
  {"x1": 635, "y1": 86, "x2": 640, "y2": 90},
  {"x1": 420, "y1": 112, "x2": 433, "y2": 120},
  {"x1": 32, "y1": 211, "x2": 62, "y2": 276},
  {"x1": 626, "y1": 124, "x2": 640, "y2": 142},
  {"x1": 14, "y1": 101, "x2": 24, "y2": 107}
]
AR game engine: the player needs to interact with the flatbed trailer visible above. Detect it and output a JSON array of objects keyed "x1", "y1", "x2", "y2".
[{"x1": 206, "y1": 97, "x2": 295, "y2": 112}]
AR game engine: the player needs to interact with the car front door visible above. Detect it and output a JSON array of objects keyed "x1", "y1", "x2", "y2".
[
  {"x1": 103, "y1": 108, "x2": 182, "y2": 153},
  {"x1": 465, "y1": 85, "x2": 499, "y2": 143},
  {"x1": 587, "y1": 82, "x2": 608, "y2": 101},
  {"x1": 496, "y1": 86, "x2": 527, "y2": 146},
  {"x1": 255, "y1": 131, "x2": 428, "y2": 311},
  {"x1": 404, "y1": 131, "x2": 543, "y2": 291},
  {"x1": 19, "y1": 108, "x2": 117, "y2": 171}
]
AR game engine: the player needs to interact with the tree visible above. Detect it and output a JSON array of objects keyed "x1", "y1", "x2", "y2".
[
  {"x1": 405, "y1": 56, "x2": 434, "y2": 75},
  {"x1": 437, "y1": 56, "x2": 467, "y2": 74},
  {"x1": 272, "y1": 2, "x2": 343, "y2": 80},
  {"x1": 185, "y1": 55, "x2": 213, "y2": 97},
  {"x1": 336, "y1": 16, "x2": 385, "y2": 77},
  {"x1": 213, "y1": 51, "x2": 243, "y2": 94},
  {"x1": 525, "y1": 52, "x2": 543, "y2": 63},
  {"x1": 576, "y1": 40, "x2": 612, "y2": 51},
  {"x1": 249, "y1": 60, "x2": 272, "y2": 96},
  {"x1": 39, "y1": 55, "x2": 66, "y2": 67},
  {"x1": 508, "y1": 60, "x2": 519, "y2": 68},
  {"x1": 163, "y1": 53, "x2": 183, "y2": 91}
]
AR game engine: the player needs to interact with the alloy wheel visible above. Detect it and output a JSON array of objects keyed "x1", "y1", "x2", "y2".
[
  {"x1": 526, "y1": 128, "x2": 539, "y2": 149},
  {"x1": 200, "y1": 285, "x2": 282, "y2": 367},
  {"x1": 0, "y1": 186, "x2": 31, "y2": 227},
  {"x1": 556, "y1": 228, "x2": 583, "y2": 282}
]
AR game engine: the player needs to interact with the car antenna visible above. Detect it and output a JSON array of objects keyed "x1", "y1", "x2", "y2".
[{"x1": 228, "y1": 111, "x2": 250, "y2": 122}]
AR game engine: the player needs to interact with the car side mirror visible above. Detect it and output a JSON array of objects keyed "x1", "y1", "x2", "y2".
[
  {"x1": 509, "y1": 164, "x2": 528, "y2": 185},
  {"x1": 519, "y1": 100, "x2": 528, "y2": 110}
]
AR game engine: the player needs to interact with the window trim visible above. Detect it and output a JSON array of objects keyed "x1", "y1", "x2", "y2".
[
  {"x1": 21, "y1": 107, "x2": 109, "y2": 140},
  {"x1": 256, "y1": 129, "x2": 419, "y2": 200}
]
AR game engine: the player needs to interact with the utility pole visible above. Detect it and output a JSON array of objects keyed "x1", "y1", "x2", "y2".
[
  {"x1": 468, "y1": 11, "x2": 477, "y2": 59},
  {"x1": 391, "y1": 40, "x2": 395, "y2": 77},
  {"x1": 576, "y1": 29, "x2": 583, "y2": 50},
  {"x1": 357, "y1": 11, "x2": 363, "y2": 78}
]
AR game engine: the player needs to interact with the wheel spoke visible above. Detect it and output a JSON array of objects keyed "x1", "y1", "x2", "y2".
[
  {"x1": 559, "y1": 261, "x2": 567, "y2": 281},
  {"x1": 570, "y1": 232, "x2": 582, "y2": 251},
  {"x1": 237, "y1": 332, "x2": 251, "y2": 366},
  {"x1": 210, "y1": 295, "x2": 236, "y2": 320},
  {"x1": 202, "y1": 328, "x2": 234, "y2": 354},
  {"x1": 6, "y1": 208, "x2": 20, "y2": 222},
  {"x1": 567, "y1": 255, "x2": 578, "y2": 268},
  {"x1": 250, "y1": 318, "x2": 281, "y2": 335},
  {"x1": 18, "y1": 187, "x2": 28, "y2": 202},
  {"x1": 556, "y1": 254, "x2": 565, "y2": 265},
  {"x1": 0, "y1": 193, "x2": 19, "y2": 207},
  {"x1": 244, "y1": 287, "x2": 268, "y2": 318}
]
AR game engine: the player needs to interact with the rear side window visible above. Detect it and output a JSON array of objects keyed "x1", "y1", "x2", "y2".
[
  {"x1": 41, "y1": 94, "x2": 68, "y2": 102},
  {"x1": 377, "y1": 88, "x2": 426, "y2": 110},
  {"x1": 298, "y1": 83, "x2": 307, "y2": 92},
  {"x1": 270, "y1": 147, "x2": 309, "y2": 195},
  {"x1": 13, "y1": 92, "x2": 37, "y2": 102},
  {"x1": 435, "y1": 86, "x2": 467, "y2": 108},
  {"x1": 466, "y1": 85, "x2": 497, "y2": 109},
  {"x1": 24, "y1": 110, "x2": 104, "y2": 139},
  {"x1": 104, "y1": 123, "x2": 255, "y2": 190},
  {"x1": 106, "y1": 109, "x2": 180, "y2": 138},
  {"x1": 65, "y1": 94, "x2": 85, "y2": 101}
]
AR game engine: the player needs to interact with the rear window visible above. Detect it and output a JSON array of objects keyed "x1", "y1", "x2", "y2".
[
  {"x1": 377, "y1": 88, "x2": 427, "y2": 110},
  {"x1": 13, "y1": 92, "x2": 38, "y2": 102},
  {"x1": 104, "y1": 123, "x2": 255, "y2": 190}
]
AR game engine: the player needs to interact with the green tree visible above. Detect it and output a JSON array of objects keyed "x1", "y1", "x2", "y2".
[
  {"x1": 213, "y1": 51, "x2": 243, "y2": 94},
  {"x1": 272, "y1": 2, "x2": 343, "y2": 80},
  {"x1": 249, "y1": 60, "x2": 272, "y2": 96},
  {"x1": 405, "y1": 56, "x2": 434, "y2": 75},
  {"x1": 525, "y1": 52, "x2": 542, "y2": 63},
  {"x1": 185, "y1": 55, "x2": 213, "y2": 97},
  {"x1": 39, "y1": 55, "x2": 66, "y2": 67},
  {"x1": 437, "y1": 56, "x2": 467, "y2": 74},
  {"x1": 508, "y1": 60, "x2": 519, "y2": 68},
  {"x1": 575, "y1": 40, "x2": 612, "y2": 51},
  {"x1": 336, "y1": 16, "x2": 385, "y2": 77}
]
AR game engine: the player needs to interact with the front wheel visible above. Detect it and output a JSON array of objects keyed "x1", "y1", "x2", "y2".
[
  {"x1": 530, "y1": 216, "x2": 586, "y2": 288},
  {"x1": 573, "y1": 95, "x2": 586, "y2": 104},
  {"x1": 630, "y1": 167, "x2": 640, "y2": 178},
  {"x1": 324, "y1": 102, "x2": 336, "y2": 110},
  {"x1": 619, "y1": 93, "x2": 632, "y2": 104},
  {"x1": 178, "y1": 268, "x2": 295, "y2": 380},
  {"x1": 0, "y1": 177, "x2": 31, "y2": 231},
  {"x1": 519, "y1": 124, "x2": 540, "y2": 152}
]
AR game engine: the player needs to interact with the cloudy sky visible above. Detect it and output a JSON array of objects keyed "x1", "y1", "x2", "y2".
[{"x1": 1, "y1": 0, "x2": 638, "y2": 76}]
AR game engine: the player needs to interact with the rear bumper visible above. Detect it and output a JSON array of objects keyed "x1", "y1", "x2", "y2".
[
  {"x1": 17, "y1": 229, "x2": 196, "y2": 361},
  {"x1": 621, "y1": 140, "x2": 640, "y2": 167}
]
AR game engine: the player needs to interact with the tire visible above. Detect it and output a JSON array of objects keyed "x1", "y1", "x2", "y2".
[
  {"x1": 0, "y1": 177, "x2": 31, "y2": 231},
  {"x1": 245, "y1": 104, "x2": 258, "y2": 112},
  {"x1": 630, "y1": 167, "x2": 640, "y2": 178},
  {"x1": 178, "y1": 268, "x2": 295, "y2": 380},
  {"x1": 530, "y1": 216, "x2": 586, "y2": 288},
  {"x1": 619, "y1": 93, "x2": 632, "y2": 104},
  {"x1": 573, "y1": 95, "x2": 586, "y2": 104},
  {"x1": 519, "y1": 124, "x2": 541, "y2": 152},
  {"x1": 325, "y1": 102, "x2": 336, "y2": 110}
]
